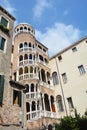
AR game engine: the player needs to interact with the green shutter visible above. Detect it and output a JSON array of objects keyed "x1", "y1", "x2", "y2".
[
  {"x1": 1, "y1": 38, "x2": 5, "y2": 50},
  {"x1": 18, "y1": 91, "x2": 22, "y2": 107},
  {"x1": 0, "y1": 37, "x2": 5, "y2": 50},
  {"x1": 1, "y1": 17, "x2": 8, "y2": 27},
  {"x1": 0, "y1": 75, "x2": 4, "y2": 105}
]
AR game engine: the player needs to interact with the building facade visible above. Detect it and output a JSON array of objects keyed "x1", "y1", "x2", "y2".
[
  {"x1": 0, "y1": 6, "x2": 16, "y2": 124},
  {"x1": 12, "y1": 23, "x2": 58, "y2": 129},
  {"x1": 49, "y1": 37, "x2": 87, "y2": 117}
]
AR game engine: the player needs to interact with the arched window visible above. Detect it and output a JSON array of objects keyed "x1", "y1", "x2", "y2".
[
  {"x1": 19, "y1": 43, "x2": 23, "y2": 49},
  {"x1": 20, "y1": 27, "x2": 23, "y2": 30},
  {"x1": 32, "y1": 101, "x2": 36, "y2": 111},
  {"x1": 19, "y1": 55, "x2": 23, "y2": 61},
  {"x1": 41, "y1": 69, "x2": 46, "y2": 82},
  {"x1": 29, "y1": 54, "x2": 32, "y2": 59},
  {"x1": 39, "y1": 55, "x2": 43, "y2": 61},
  {"x1": 44, "y1": 94, "x2": 50, "y2": 111},
  {"x1": 50, "y1": 96, "x2": 56, "y2": 112},
  {"x1": 24, "y1": 42, "x2": 28, "y2": 47},
  {"x1": 24, "y1": 26, "x2": 27, "y2": 30},
  {"x1": 24, "y1": 54, "x2": 28, "y2": 60},
  {"x1": 30, "y1": 66, "x2": 33, "y2": 73},
  {"x1": 26, "y1": 102, "x2": 30, "y2": 112},
  {"x1": 52, "y1": 72, "x2": 58, "y2": 85},
  {"x1": 31, "y1": 83, "x2": 34, "y2": 92},
  {"x1": 24, "y1": 66, "x2": 28, "y2": 73},
  {"x1": 19, "y1": 68, "x2": 23, "y2": 75},
  {"x1": 56, "y1": 95, "x2": 64, "y2": 112},
  {"x1": 29, "y1": 42, "x2": 31, "y2": 47}
]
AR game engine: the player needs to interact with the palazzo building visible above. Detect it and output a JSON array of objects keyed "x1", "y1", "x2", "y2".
[{"x1": 0, "y1": 5, "x2": 87, "y2": 130}]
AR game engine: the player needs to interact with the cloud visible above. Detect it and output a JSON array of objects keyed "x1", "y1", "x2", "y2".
[
  {"x1": 33, "y1": 0, "x2": 51, "y2": 18},
  {"x1": 35, "y1": 22, "x2": 80, "y2": 57}
]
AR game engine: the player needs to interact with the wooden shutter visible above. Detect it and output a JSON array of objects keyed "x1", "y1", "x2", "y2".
[{"x1": 0, "y1": 75, "x2": 4, "y2": 105}]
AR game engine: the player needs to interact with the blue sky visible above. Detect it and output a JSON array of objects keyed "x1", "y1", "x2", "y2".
[{"x1": 0, "y1": 0, "x2": 87, "y2": 56}]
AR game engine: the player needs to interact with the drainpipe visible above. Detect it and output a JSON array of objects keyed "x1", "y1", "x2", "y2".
[{"x1": 55, "y1": 57, "x2": 68, "y2": 116}]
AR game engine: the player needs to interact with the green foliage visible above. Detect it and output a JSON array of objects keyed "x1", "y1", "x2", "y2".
[{"x1": 55, "y1": 109, "x2": 87, "y2": 130}]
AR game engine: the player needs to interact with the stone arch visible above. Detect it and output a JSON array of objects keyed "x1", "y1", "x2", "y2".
[{"x1": 44, "y1": 93, "x2": 50, "y2": 111}]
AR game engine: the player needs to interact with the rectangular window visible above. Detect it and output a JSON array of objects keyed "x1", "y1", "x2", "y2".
[
  {"x1": 72, "y1": 47, "x2": 77, "y2": 52},
  {"x1": 0, "y1": 36, "x2": 6, "y2": 51},
  {"x1": 1, "y1": 17, "x2": 8, "y2": 27},
  {"x1": 13, "y1": 90, "x2": 22, "y2": 107},
  {"x1": 61, "y1": 73, "x2": 67, "y2": 83},
  {"x1": 0, "y1": 75, "x2": 4, "y2": 106},
  {"x1": 78, "y1": 65, "x2": 85, "y2": 75},
  {"x1": 67, "y1": 97, "x2": 74, "y2": 109},
  {"x1": 58, "y1": 55, "x2": 62, "y2": 61}
]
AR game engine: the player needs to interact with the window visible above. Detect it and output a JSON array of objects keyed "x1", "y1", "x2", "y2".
[
  {"x1": 58, "y1": 55, "x2": 62, "y2": 61},
  {"x1": 61, "y1": 73, "x2": 67, "y2": 83},
  {"x1": 78, "y1": 65, "x2": 85, "y2": 75},
  {"x1": 67, "y1": 97, "x2": 74, "y2": 109},
  {"x1": 38, "y1": 45, "x2": 42, "y2": 50},
  {"x1": 0, "y1": 75, "x2": 4, "y2": 106},
  {"x1": 52, "y1": 72, "x2": 59, "y2": 85},
  {"x1": 13, "y1": 90, "x2": 22, "y2": 107},
  {"x1": 0, "y1": 36, "x2": 6, "y2": 51},
  {"x1": 56, "y1": 95, "x2": 64, "y2": 112},
  {"x1": 72, "y1": 47, "x2": 77, "y2": 52},
  {"x1": 1, "y1": 17, "x2": 8, "y2": 27}
]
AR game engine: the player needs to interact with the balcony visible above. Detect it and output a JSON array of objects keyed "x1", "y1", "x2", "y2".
[
  {"x1": 26, "y1": 92, "x2": 40, "y2": 99},
  {"x1": 26, "y1": 110, "x2": 58, "y2": 122},
  {"x1": 19, "y1": 73, "x2": 39, "y2": 81},
  {"x1": 19, "y1": 47, "x2": 35, "y2": 53},
  {"x1": 19, "y1": 59, "x2": 34, "y2": 66}
]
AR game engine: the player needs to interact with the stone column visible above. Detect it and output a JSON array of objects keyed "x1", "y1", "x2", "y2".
[{"x1": 49, "y1": 96, "x2": 52, "y2": 112}]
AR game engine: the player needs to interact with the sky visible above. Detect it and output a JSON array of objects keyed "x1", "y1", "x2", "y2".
[{"x1": 0, "y1": 0, "x2": 87, "y2": 57}]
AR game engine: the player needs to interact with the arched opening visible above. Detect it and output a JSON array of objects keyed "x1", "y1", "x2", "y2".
[
  {"x1": 20, "y1": 27, "x2": 23, "y2": 30},
  {"x1": 24, "y1": 42, "x2": 28, "y2": 47},
  {"x1": 52, "y1": 72, "x2": 59, "y2": 85},
  {"x1": 26, "y1": 102, "x2": 30, "y2": 120},
  {"x1": 19, "y1": 68, "x2": 23, "y2": 75},
  {"x1": 56, "y1": 95, "x2": 64, "y2": 112},
  {"x1": 24, "y1": 54, "x2": 28, "y2": 60},
  {"x1": 29, "y1": 54, "x2": 32, "y2": 59},
  {"x1": 19, "y1": 43, "x2": 23, "y2": 49},
  {"x1": 41, "y1": 69, "x2": 46, "y2": 82},
  {"x1": 37, "y1": 100, "x2": 39, "y2": 110},
  {"x1": 26, "y1": 102, "x2": 30, "y2": 112},
  {"x1": 30, "y1": 66, "x2": 33, "y2": 73},
  {"x1": 24, "y1": 26, "x2": 27, "y2": 30},
  {"x1": 39, "y1": 55, "x2": 44, "y2": 61},
  {"x1": 31, "y1": 83, "x2": 34, "y2": 92},
  {"x1": 19, "y1": 55, "x2": 23, "y2": 61},
  {"x1": 29, "y1": 42, "x2": 31, "y2": 47},
  {"x1": 24, "y1": 66, "x2": 28, "y2": 73},
  {"x1": 50, "y1": 96, "x2": 56, "y2": 112},
  {"x1": 44, "y1": 94, "x2": 50, "y2": 111},
  {"x1": 32, "y1": 101, "x2": 36, "y2": 111}
]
